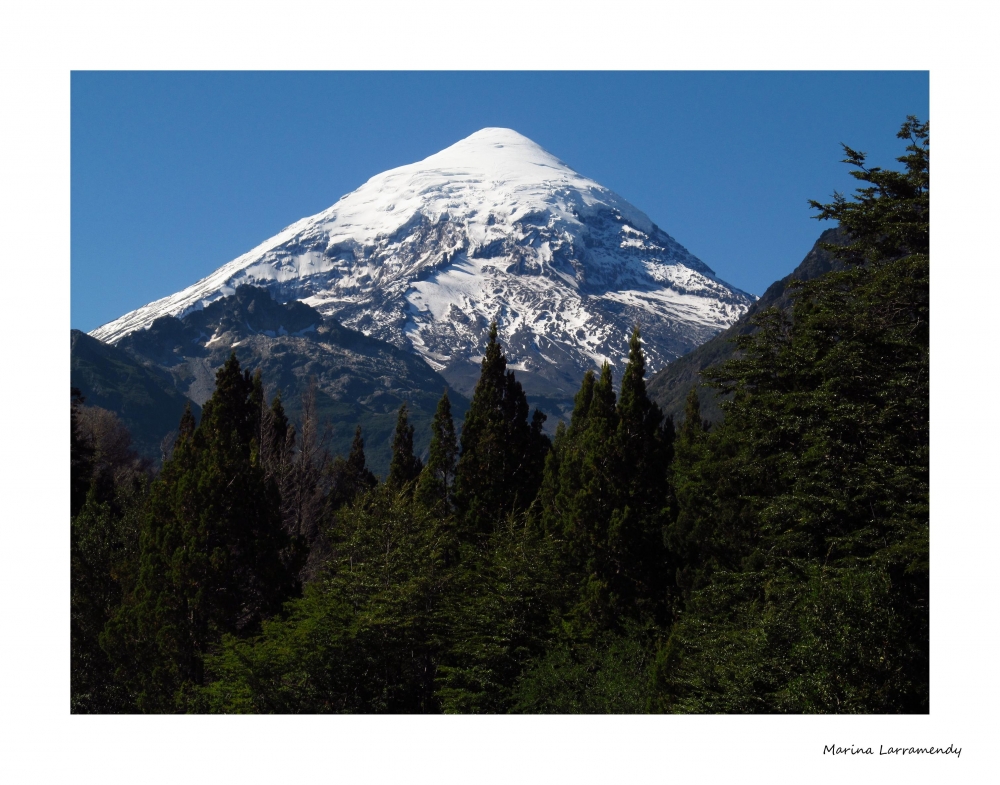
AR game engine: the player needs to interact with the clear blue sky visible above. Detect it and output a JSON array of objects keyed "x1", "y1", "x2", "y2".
[{"x1": 71, "y1": 71, "x2": 929, "y2": 333}]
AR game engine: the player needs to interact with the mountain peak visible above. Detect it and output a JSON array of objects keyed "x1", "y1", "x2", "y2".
[
  {"x1": 457, "y1": 127, "x2": 539, "y2": 144},
  {"x1": 92, "y1": 131, "x2": 753, "y2": 414},
  {"x1": 351, "y1": 126, "x2": 586, "y2": 218},
  {"x1": 464, "y1": 126, "x2": 530, "y2": 139},
  {"x1": 431, "y1": 127, "x2": 562, "y2": 167}
]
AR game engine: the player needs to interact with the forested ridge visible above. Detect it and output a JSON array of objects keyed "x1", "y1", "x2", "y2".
[{"x1": 71, "y1": 118, "x2": 928, "y2": 714}]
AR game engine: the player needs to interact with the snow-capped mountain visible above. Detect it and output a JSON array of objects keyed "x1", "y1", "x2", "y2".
[{"x1": 92, "y1": 128, "x2": 753, "y2": 407}]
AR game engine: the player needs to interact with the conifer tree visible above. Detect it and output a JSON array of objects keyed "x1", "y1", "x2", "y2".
[
  {"x1": 71, "y1": 397, "x2": 148, "y2": 713},
  {"x1": 453, "y1": 322, "x2": 549, "y2": 537},
  {"x1": 387, "y1": 403, "x2": 424, "y2": 491},
  {"x1": 617, "y1": 326, "x2": 660, "y2": 446},
  {"x1": 548, "y1": 362, "x2": 621, "y2": 632},
  {"x1": 533, "y1": 329, "x2": 672, "y2": 635},
  {"x1": 329, "y1": 425, "x2": 377, "y2": 510},
  {"x1": 664, "y1": 386, "x2": 721, "y2": 595},
  {"x1": 609, "y1": 326, "x2": 670, "y2": 621},
  {"x1": 414, "y1": 390, "x2": 458, "y2": 514},
  {"x1": 532, "y1": 369, "x2": 595, "y2": 541},
  {"x1": 653, "y1": 118, "x2": 930, "y2": 713},
  {"x1": 103, "y1": 353, "x2": 295, "y2": 711},
  {"x1": 200, "y1": 484, "x2": 450, "y2": 714}
]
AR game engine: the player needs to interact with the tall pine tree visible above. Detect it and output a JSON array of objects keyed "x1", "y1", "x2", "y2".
[
  {"x1": 608, "y1": 326, "x2": 671, "y2": 624},
  {"x1": 414, "y1": 390, "x2": 459, "y2": 515},
  {"x1": 103, "y1": 354, "x2": 296, "y2": 711},
  {"x1": 387, "y1": 403, "x2": 424, "y2": 491},
  {"x1": 328, "y1": 425, "x2": 377, "y2": 511},
  {"x1": 452, "y1": 322, "x2": 549, "y2": 538},
  {"x1": 534, "y1": 328, "x2": 672, "y2": 634},
  {"x1": 652, "y1": 118, "x2": 929, "y2": 713}
]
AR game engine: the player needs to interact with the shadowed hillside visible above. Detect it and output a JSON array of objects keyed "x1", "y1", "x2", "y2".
[{"x1": 648, "y1": 226, "x2": 846, "y2": 423}]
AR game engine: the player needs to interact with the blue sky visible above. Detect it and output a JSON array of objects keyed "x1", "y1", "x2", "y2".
[{"x1": 72, "y1": 71, "x2": 929, "y2": 332}]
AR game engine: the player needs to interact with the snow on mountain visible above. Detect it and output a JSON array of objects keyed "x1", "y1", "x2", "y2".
[{"x1": 91, "y1": 128, "x2": 753, "y2": 407}]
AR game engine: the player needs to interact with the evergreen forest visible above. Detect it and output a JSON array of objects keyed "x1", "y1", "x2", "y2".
[{"x1": 71, "y1": 118, "x2": 929, "y2": 714}]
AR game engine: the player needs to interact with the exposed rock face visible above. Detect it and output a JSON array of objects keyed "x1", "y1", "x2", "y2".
[
  {"x1": 70, "y1": 329, "x2": 201, "y2": 464},
  {"x1": 93, "y1": 128, "x2": 752, "y2": 415},
  {"x1": 115, "y1": 285, "x2": 466, "y2": 476},
  {"x1": 647, "y1": 226, "x2": 846, "y2": 423}
]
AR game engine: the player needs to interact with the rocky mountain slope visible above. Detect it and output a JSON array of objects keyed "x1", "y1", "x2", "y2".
[
  {"x1": 92, "y1": 128, "x2": 753, "y2": 416},
  {"x1": 647, "y1": 226, "x2": 846, "y2": 423},
  {"x1": 114, "y1": 285, "x2": 468, "y2": 476},
  {"x1": 71, "y1": 330, "x2": 201, "y2": 463}
]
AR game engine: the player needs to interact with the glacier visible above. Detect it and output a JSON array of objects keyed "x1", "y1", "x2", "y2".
[{"x1": 91, "y1": 127, "x2": 753, "y2": 409}]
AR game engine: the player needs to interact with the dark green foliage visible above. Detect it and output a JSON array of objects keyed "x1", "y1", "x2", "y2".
[
  {"x1": 102, "y1": 354, "x2": 296, "y2": 711},
  {"x1": 413, "y1": 390, "x2": 459, "y2": 515},
  {"x1": 653, "y1": 118, "x2": 929, "y2": 713},
  {"x1": 387, "y1": 403, "x2": 423, "y2": 491},
  {"x1": 75, "y1": 120, "x2": 928, "y2": 715},
  {"x1": 512, "y1": 620, "x2": 656, "y2": 713},
  {"x1": 72, "y1": 487, "x2": 145, "y2": 713},
  {"x1": 665, "y1": 387, "x2": 725, "y2": 594},
  {"x1": 434, "y1": 515, "x2": 566, "y2": 713},
  {"x1": 610, "y1": 327, "x2": 672, "y2": 623},
  {"x1": 532, "y1": 328, "x2": 672, "y2": 635},
  {"x1": 651, "y1": 560, "x2": 926, "y2": 713},
  {"x1": 71, "y1": 401, "x2": 153, "y2": 712},
  {"x1": 808, "y1": 116, "x2": 928, "y2": 265},
  {"x1": 199, "y1": 485, "x2": 450, "y2": 713},
  {"x1": 532, "y1": 371, "x2": 595, "y2": 542},
  {"x1": 646, "y1": 227, "x2": 847, "y2": 424},
  {"x1": 548, "y1": 362, "x2": 622, "y2": 632},
  {"x1": 328, "y1": 425, "x2": 377, "y2": 511},
  {"x1": 453, "y1": 322, "x2": 550, "y2": 538}
]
